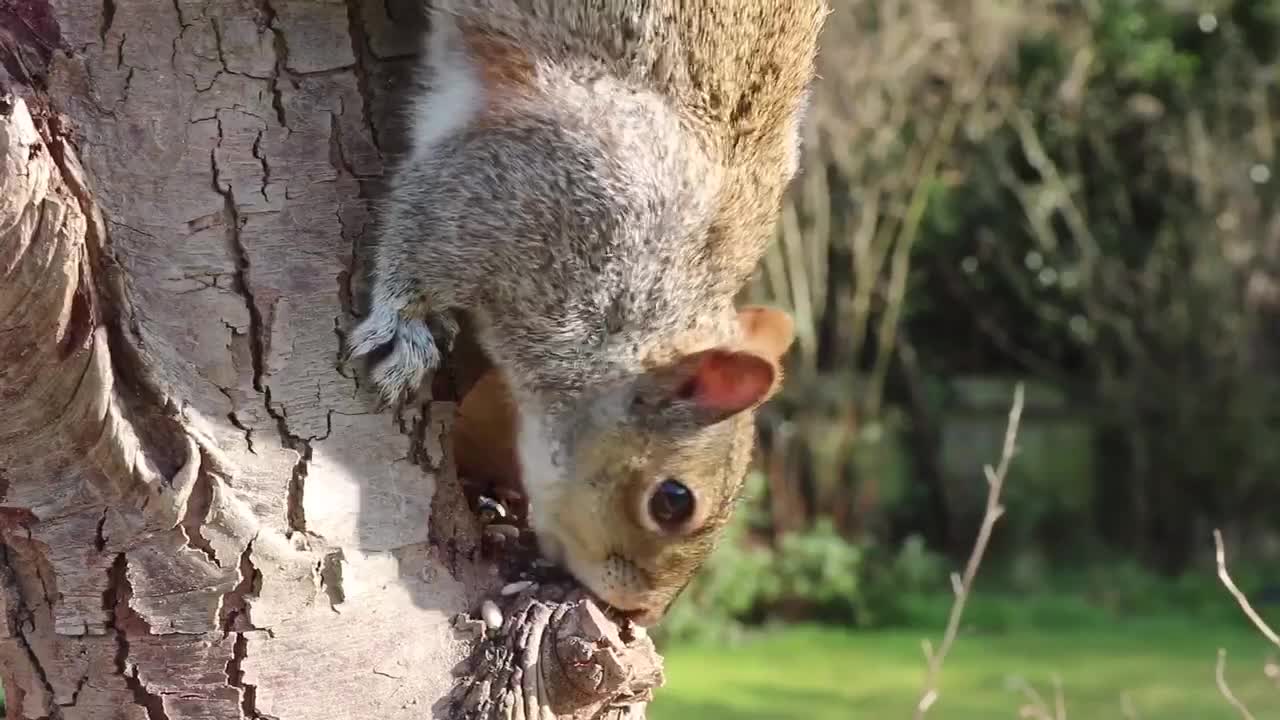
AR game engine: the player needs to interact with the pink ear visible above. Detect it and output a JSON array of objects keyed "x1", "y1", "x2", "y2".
[{"x1": 677, "y1": 349, "x2": 777, "y2": 417}]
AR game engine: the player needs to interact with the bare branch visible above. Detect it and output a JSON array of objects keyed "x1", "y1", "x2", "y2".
[
  {"x1": 1215, "y1": 648, "x2": 1257, "y2": 720},
  {"x1": 1213, "y1": 529, "x2": 1280, "y2": 648},
  {"x1": 1120, "y1": 692, "x2": 1142, "y2": 720},
  {"x1": 1052, "y1": 673, "x2": 1067, "y2": 720},
  {"x1": 913, "y1": 383, "x2": 1025, "y2": 718},
  {"x1": 1212, "y1": 530, "x2": 1276, "y2": 720},
  {"x1": 1008, "y1": 676, "x2": 1055, "y2": 720}
]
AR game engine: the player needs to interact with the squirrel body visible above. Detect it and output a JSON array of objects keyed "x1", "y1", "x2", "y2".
[{"x1": 348, "y1": 1, "x2": 824, "y2": 623}]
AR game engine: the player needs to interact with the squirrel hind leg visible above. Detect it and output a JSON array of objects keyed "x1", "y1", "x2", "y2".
[{"x1": 347, "y1": 303, "x2": 459, "y2": 404}]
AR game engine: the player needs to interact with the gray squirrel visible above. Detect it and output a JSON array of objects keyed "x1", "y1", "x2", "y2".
[{"x1": 347, "y1": 0, "x2": 826, "y2": 625}]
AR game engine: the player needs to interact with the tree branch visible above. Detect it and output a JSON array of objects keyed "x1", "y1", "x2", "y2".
[
  {"x1": 914, "y1": 383, "x2": 1025, "y2": 718},
  {"x1": 1213, "y1": 529, "x2": 1280, "y2": 648},
  {"x1": 1211, "y1": 529, "x2": 1277, "y2": 720},
  {"x1": 1215, "y1": 648, "x2": 1257, "y2": 720}
]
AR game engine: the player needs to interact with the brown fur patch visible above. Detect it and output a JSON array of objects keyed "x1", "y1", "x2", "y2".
[
  {"x1": 452, "y1": 369, "x2": 525, "y2": 502},
  {"x1": 460, "y1": 26, "x2": 536, "y2": 103}
]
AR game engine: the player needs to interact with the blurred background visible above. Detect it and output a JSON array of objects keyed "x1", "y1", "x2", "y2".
[{"x1": 649, "y1": 1, "x2": 1280, "y2": 717}]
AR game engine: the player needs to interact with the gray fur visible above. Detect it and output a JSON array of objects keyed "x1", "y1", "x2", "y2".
[{"x1": 346, "y1": 0, "x2": 825, "y2": 620}]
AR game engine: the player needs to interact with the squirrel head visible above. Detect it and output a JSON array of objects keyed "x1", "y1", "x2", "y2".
[{"x1": 512, "y1": 305, "x2": 795, "y2": 625}]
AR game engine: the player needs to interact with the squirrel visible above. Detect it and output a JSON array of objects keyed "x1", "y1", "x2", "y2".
[
  {"x1": 451, "y1": 307, "x2": 795, "y2": 622},
  {"x1": 346, "y1": 1, "x2": 824, "y2": 625}
]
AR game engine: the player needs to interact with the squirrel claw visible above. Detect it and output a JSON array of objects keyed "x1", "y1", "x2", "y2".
[{"x1": 347, "y1": 305, "x2": 454, "y2": 405}]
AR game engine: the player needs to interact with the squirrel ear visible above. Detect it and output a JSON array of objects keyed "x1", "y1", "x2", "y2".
[
  {"x1": 675, "y1": 348, "x2": 778, "y2": 421},
  {"x1": 737, "y1": 306, "x2": 795, "y2": 360}
]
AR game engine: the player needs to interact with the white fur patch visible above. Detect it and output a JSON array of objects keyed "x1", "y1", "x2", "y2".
[
  {"x1": 408, "y1": 10, "x2": 485, "y2": 165},
  {"x1": 515, "y1": 403, "x2": 567, "y2": 542},
  {"x1": 785, "y1": 87, "x2": 814, "y2": 180}
]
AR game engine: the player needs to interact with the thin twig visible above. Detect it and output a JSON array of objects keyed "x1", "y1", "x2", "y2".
[
  {"x1": 1213, "y1": 529, "x2": 1280, "y2": 648},
  {"x1": 1215, "y1": 648, "x2": 1257, "y2": 720},
  {"x1": 1051, "y1": 673, "x2": 1067, "y2": 720},
  {"x1": 1212, "y1": 531, "x2": 1274, "y2": 720},
  {"x1": 1009, "y1": 675, "x2": 1067, "y2": 720},
  {"x1": 1008, "y1": 676, "x2": 1054, "y2": 720},
  {"x1": 913, "y1": 384, "x2": 1025, "y2": 718},
  {"x1": 1120, "y1": 692, "x2": 1141, "y2": 720}
]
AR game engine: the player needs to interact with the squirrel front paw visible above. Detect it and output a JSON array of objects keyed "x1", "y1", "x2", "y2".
[{"x1": 345, "y1": 303, "x2": 457, "y2": 404}]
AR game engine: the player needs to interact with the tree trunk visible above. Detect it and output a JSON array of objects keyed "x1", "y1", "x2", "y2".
[{"x1": 0, "y1": 2, "x2": 660, "y2": 718}]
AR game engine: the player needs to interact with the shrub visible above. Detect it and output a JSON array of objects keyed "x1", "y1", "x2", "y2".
[{"x1": 655, "y1": 519, "x2": 950, "y2": 645}]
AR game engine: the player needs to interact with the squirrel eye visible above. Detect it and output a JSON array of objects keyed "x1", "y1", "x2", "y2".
[{"x1": 648, "y1": 479, "x2": 695, "y2": 531}]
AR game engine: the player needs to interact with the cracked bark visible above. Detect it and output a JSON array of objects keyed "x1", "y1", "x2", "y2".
[{"x1": 0, "y1": 1, "x2": 662, "y2": 719}]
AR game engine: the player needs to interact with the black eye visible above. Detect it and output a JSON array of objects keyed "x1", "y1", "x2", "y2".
[{"x1": 648, "y1": 479, "x2": 695, "y2": 531}]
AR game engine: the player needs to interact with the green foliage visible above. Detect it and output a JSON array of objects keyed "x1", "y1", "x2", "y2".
[
  {"x1": 1070, "y1": 559, "x2": 1280, "y2": 625},
  {"x1": 886, "y1": 591, "x2": 1115, "y2": 634},
  {"x1": 655, "y1": 518, "x2": 870, "y2": 645},
  {"x1": 771, "y1": 519, "x2": 865, "y2": 620},
  {"x1": 656, "y1": 517, "x2": 952, "y2": 645},
  {"x1": 857, "y1": 533, "x2": 949, "y2": 627},
  {"x1": 657, "y1": 504, "x2": 1279, "y2": 645},
  {"x1": 890, "y1": 534, "x2": 948, "y2": 591},
  {"x1": 652, "y1": 620, "x2": 1279, "y2": 720},
  {"x1": 900, "y1": 0, "x2": 1280, "y2": 569},
  {"x1": 717, "y1": 0, "x2": 1280, "y2": 634},
  {"x1": 1093, "y1": 0, "x2": 1202, "y2": 91},
  {"x1": 655, "y1": 515, "x2": 775, "y2": 646}
]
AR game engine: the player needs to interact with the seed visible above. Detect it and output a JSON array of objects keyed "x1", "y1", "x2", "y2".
[
  {"x1": 501, "y1": 580, "x2": 534, "y2": 596},
  {"x1": 480, "y1": 599, "x2": 503, "y2": 629},
  {"x1": 484, "y1": 524, "x2": 521, "y2": 541}
]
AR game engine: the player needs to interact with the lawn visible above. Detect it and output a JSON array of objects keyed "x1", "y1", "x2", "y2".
[{"x1": 650, "y1": 619, "x2": 1278, "y2": 719}]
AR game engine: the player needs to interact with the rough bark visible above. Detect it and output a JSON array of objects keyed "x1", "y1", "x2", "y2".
[{"x1": 0, "y1": 1, "x2": 661, "y2": 718}]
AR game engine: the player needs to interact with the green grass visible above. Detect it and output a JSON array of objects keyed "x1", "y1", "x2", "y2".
[{"x1": 650, "y1": 618, "x2": 1278, "y2": 720}]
